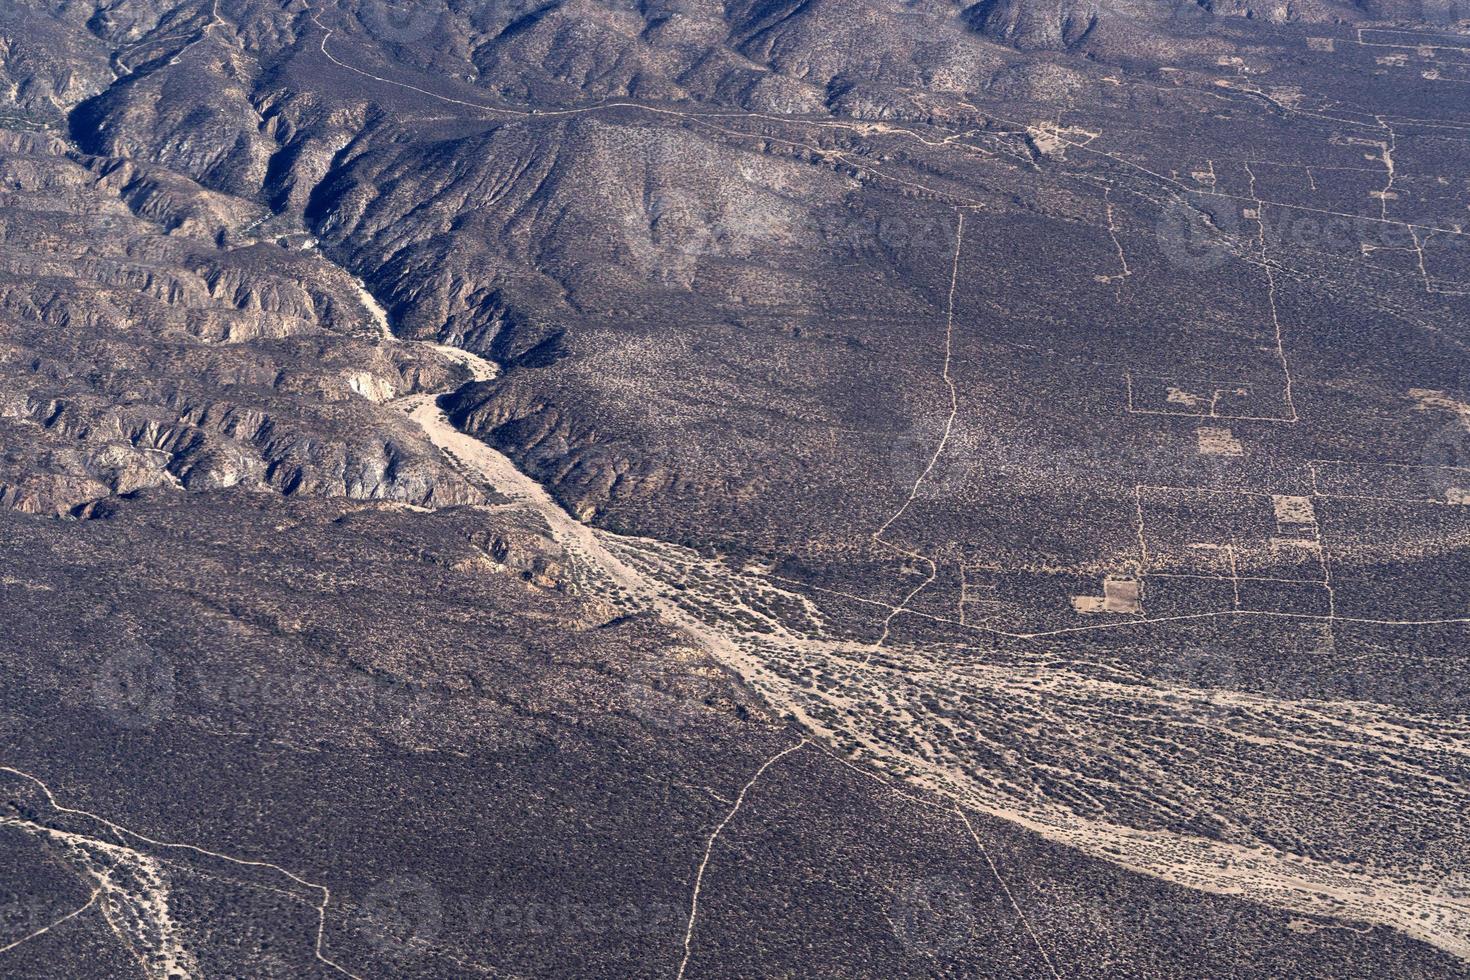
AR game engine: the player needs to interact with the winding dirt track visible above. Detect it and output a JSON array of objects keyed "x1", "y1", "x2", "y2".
[
  {"x1": 393, "y1": 373, "x2": 1470, "y2": 964},
  {"x1": 321, "y1": 16, "x2": 1470, "y2": 960}
]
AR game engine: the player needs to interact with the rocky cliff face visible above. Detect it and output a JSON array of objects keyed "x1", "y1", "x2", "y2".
[{"x1": 0, "y1": 128, "x2": 483, "y2": 515}]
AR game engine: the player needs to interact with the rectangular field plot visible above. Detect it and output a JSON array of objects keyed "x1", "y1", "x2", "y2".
[
  {"x1": 1136, "y1": 486, "x2": 1332, "y2": 614},
  {"x1": 1252, "y1": 536, "x2": 1328, "y2": 581},
  {"x1": 1236, "y1": 579, "x2": 1334, "y2": 617},
  {"x1": 1126, "y1": 373, "x2": 1290, "y2": 421},
  {"x1": 1312, "y1": 459, "x2": 1470, "y2": 505},
  {"x1": 1136, "y1": 574, "x2": 1238, "y2": 618},
  {"x1": 1315, "y1": 496, "x2": 1470, "y2": 620}
]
